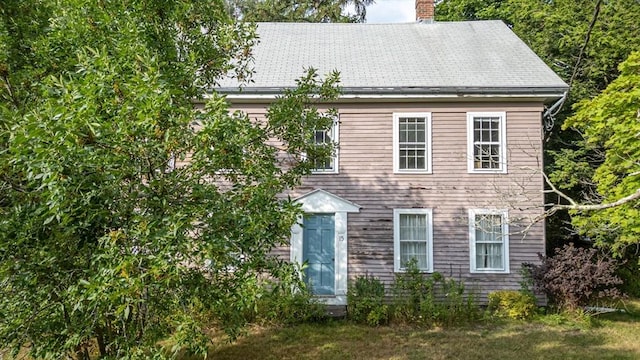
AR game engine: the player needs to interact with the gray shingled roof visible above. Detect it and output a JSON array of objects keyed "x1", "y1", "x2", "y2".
[{"x1": 217, "y1": 20, "x2": 568, "y2": 96}]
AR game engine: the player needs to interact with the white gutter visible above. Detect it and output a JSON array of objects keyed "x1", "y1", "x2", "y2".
[
  {"x1": 206, "y1": 85, "x2": 568, "y2": 103},
  {"x1": 205, "y1": 92, "x2": 567, "y2": 104}
]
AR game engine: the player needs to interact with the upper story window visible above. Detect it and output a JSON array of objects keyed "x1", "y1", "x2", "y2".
[
  {"x1": 393, "y1": 113, "x2": 432, "y2": 174},
  {"x1": 393, "y1": 208, "x2": 433, "y2": 272},
  {"x1": 467, "y1": 112, "x2": 507, "y2": 173},
  {"x1": 469, "y1": 209, "x2": 509, "y2": 273},
  {"x1": 311, "y1": 117, "x2": 339, "y2": 174}
]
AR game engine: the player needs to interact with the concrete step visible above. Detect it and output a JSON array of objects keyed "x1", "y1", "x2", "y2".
[{"x1": 325, "y1": 305, "x2": 347, "y2": 318}]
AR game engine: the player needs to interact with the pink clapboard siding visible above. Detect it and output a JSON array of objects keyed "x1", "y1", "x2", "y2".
[{"x1": 229, "y1": 100, "x2": 546, "y2": 300}]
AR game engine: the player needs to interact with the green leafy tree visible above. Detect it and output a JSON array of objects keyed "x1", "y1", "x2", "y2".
[
  {"x1": 226, "y1": 0, "x2": 375, "y2": 23},
  {"x1": 436, "y1": 0, "x2": 505, "y2": 21},
  {"x1": 553, "y1": 52, "x2": 640, "y2": 256},
  {"x1": 0, "y1": 0, "x2": 339, "y2": 358}
]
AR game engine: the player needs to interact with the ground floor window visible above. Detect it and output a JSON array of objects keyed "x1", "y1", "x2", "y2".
[
  {"x1": 393, "y1": 208, "x2": 433, "y2": 272},
  {"x1": 469, "y1": 209, "x2": 509, "y2": 273}
]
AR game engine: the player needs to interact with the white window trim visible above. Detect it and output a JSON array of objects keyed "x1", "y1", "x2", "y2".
[
  {"x1": 311, "y1": 116, "x2": 339, "y2": 174},
  {"x1": 393, "y1": 208, "x2": 434, "y2": 273},
  {"x1": 466, "y1": 112, "x2": 507, "y2": 174},
  {"x1": 393, "y1": 112, "x2": 432, "y2": 174},
  {"x1": 468, "y1": 209, "x2": 510, "y2": 274}
]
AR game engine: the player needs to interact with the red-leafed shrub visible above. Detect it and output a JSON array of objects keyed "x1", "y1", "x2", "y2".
[{"x1": 524, "y1": 244, "x2": 623, "y2": 310}]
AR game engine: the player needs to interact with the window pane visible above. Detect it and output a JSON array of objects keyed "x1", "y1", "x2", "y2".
[
  {"x1": 397, "y1": 211, "x2": 430, "y2": 271},
  {"x1": 401, "y1": 241, "x2": 427, "y2": 269},
  {"x1": 415, "y1": 121, "x2": 425, "y2": 142},
  {"x1": 489, "y1": 147, "x2": 500, "y2": 168},
  {"x1": 476, "y1": 243, "x2": 503, "y2": 269},
  {"x1": 407, "y1": 124, "x2": 416, "y2": 141},
  {"x1": 472, "y1": 116, "x2": 502, "y2": 170},
  {"x1": 399, "y1": 214, "x2": 427, "y2": 240},
  {"x1": 476, "y1": 214, "x2": 502, "y2": 240},
  {"x1": 481, "y1": 129, "x2": 490, "y2": 141},
  {"x1": 311, "y1": 122, "x2": 336, "y2": 172},
  {"x1": 474, "y1": 144, "x2": 500, "y2": 169},
  {"x1": 398, "y1": 117, "x2": 427, "y2": 170},
  {"x1": 474, "y1": 214, "x2": 504, "y2": 270},
  {"x1": 399, "y1": 153, "x2": 408, "y2": 169},
  {"x1": 314, "y1": 130, "x2": 325, "y2": 143},
  {"x1": 399, "y1": 148, "x2": 426, "y2": 169}
]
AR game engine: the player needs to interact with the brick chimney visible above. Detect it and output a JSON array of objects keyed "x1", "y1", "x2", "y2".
[{"x1": 415, "y1": 0, "x2": 435, "y2": 22}]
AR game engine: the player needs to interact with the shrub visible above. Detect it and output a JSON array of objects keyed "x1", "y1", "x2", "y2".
[
  {"x1": 252, "y1": 285, "x2": 327, "y2": 325},
  {"x1": 618, "y1": 263, "x2": 640, "y2": 298},
  {"x1": 347, "y1": 274, "x2": 389, "y2": 326},
  {"x1": 250, "y1": 264, "x2": 327, "y2": 325},
  {"x1": 519, "y1": 265, "x2": 536, "y2": 296},
  {"x1": 616, "y1": 250, "x2": 640, "y2": 298},
  {"x1": 487, "y1": 290, "x2": 537, "y2": 320},
  {"x1": 435, "y1": 276, "x2": 479, "y2": 325},
  {"x1": 392, "y1": 259, "x2": 436, "y2": 323},
  {"x1": 391, "y1": 260, "x2": 479, "y2": 326},
  {"x1": 524, "y1": 244, "x2": 623, "y2": 310}
]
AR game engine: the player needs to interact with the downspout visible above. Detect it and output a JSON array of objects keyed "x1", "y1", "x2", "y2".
[{"x1": 542, "y1": 91, "x2": 568, "y2": 132}]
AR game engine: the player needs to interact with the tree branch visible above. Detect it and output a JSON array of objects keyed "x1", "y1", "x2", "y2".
[
  {"x1": 1, "y1": 73, "x2": 21, "y2": 110},
  {"x1": 534, "y1": 165, "x2": 640, "y2": 212},
  {"x1": 551, "y1": 188, "x2": 640, "y2": 212},
  {"x1": 541, "y1": 171, "x2": 577, "y2": 207},
  {"x1": 519, "y1": 167, "x2": 640, "y2": 233}
]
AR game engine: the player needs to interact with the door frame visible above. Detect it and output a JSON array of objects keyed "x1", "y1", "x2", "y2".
[{"x1": 291, "y1": 189, "x2": 361, "y2": 305}]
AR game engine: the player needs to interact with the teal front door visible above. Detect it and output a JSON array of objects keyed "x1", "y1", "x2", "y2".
[{"x1": 303, "y1": 214, "x2": 335, "y2": 295}]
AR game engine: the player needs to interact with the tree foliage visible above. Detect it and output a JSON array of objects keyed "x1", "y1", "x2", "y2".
[
  {"x1": 560, "y1": 52, "x2": 640, "y2": 255},
  {"x1": 0, "y1": 0, "x2": 340, "y2": 358},
  {"x1": 226, "y1": 0, "x2": 375, "y2": 23},
  {"x1": 436, "y1": 0, "x2": 505, "y2": 21}
]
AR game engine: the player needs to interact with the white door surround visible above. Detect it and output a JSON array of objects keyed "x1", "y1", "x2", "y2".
[{"x1": 290, "y1": 189, "x2": 361, "y2": 305}]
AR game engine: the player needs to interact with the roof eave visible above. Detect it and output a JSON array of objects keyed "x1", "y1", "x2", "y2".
[{"x1": 211, "y1": 86, "x2": 569, "y2": 103}]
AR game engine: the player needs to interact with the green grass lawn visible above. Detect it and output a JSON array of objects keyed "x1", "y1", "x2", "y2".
[
  {"x1": 202, "y1": 300, "x2": 640, "y2": 360},
  {"x1": 4, "y1": 301, "x2": 639, "y2": 359}
]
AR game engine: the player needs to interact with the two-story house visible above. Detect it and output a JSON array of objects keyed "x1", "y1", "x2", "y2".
[{"x1": 217, "y1": 0, "x2": 569, "y2": 305}]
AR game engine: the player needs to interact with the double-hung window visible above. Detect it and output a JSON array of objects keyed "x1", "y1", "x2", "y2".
[
  {"x1": 467, "y1": 112, "x2": 506, "y2": 173},
  {"x1": 393, "y1": 209, "x2": 433, "y2": 272},
  {"x1": 469, "y1": 209, "x2": 509, "y2": 273},
  {"x1": 311, "y1": 117, "x2": 339, "y2": 173},
  {"x1": 393, "y1": 113, "x2": 432, "y2": 173}
]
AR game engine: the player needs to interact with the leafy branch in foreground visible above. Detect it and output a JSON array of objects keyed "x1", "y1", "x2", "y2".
[{"x1": 0, "y1": 0, "x2": 340, "y2": 358}]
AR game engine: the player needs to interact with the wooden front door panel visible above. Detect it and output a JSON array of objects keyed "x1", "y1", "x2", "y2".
[{"x1": 303, "y1": 214, "x2": 335, "y2": 295}]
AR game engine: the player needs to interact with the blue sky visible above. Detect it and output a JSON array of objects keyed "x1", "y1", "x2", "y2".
[{"x1": 365, "y1": 0, "x2": 415, "y2": 23}]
